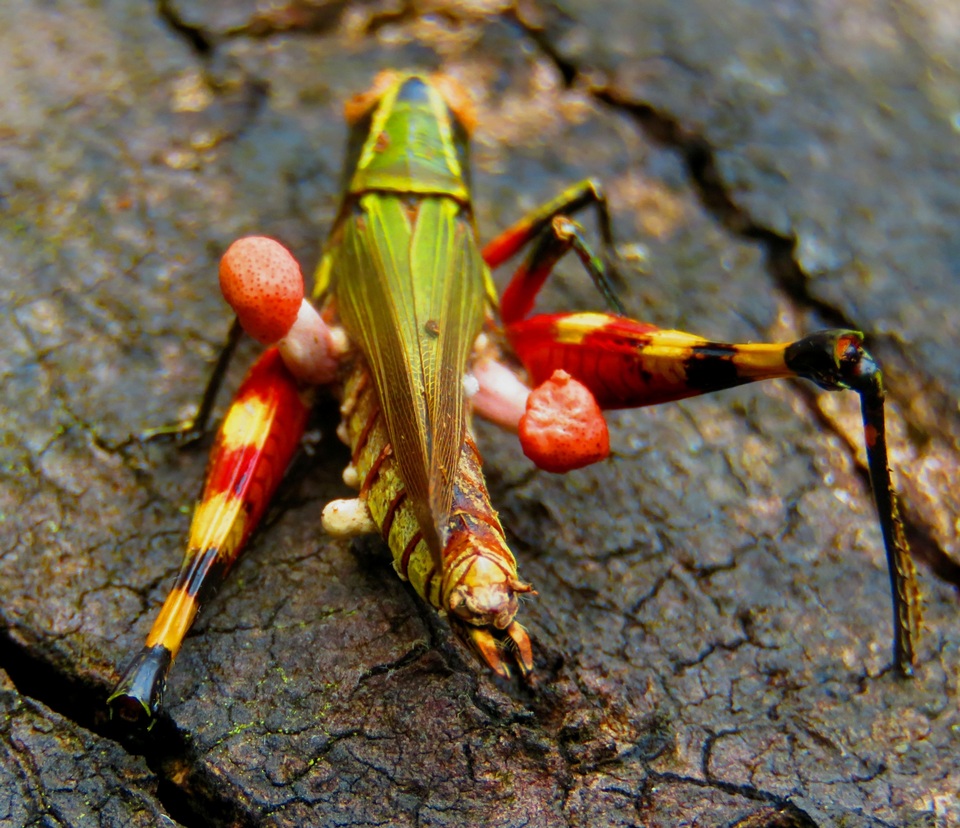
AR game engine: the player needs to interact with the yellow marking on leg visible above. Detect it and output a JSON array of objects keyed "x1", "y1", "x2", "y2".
[
  {"x1": 635, "y1": 329, "x2": 708, "y2": 349},
  {"x1": 625, "y1": 332, "x2": 707, "y2": 386},
  {"x1": 552, "y1": 312, "x2": 619, "y2": 344},
  {"x1": 144, "y1": 587, "x2": 198, "y2": 658},
  {"x1": 729, "y1": 343, "x2": 791, "y2": 378},
  {"x1": 219, "y1": 395, "x2": 276, "y2": 453},
  {"x1": 188, "y1": 491, "x2": 248, "y2": 560}
]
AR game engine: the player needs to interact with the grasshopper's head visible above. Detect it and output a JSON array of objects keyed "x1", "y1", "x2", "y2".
[{"x1": 340, "y1": 71, "x2": 477, "y2": 200}]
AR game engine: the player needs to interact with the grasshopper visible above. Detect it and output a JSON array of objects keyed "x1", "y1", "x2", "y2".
[{"x1": 109, "y1": 71, "x2": 920, "y2": 725}]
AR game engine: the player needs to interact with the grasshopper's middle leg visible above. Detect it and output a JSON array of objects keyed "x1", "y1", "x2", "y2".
[
  {"x1": 469, "y1": 183, "x2": 629, "y2": 457},
  {"x1": 483, "y1": 179, "x2": 625, "y2": 317}
]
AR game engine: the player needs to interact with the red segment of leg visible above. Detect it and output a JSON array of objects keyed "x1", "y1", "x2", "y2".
[
  {"x1": 197, "y1": 347, "x2": 310, "y2": 555},
  {"x1": 482, "y1": 223, "x2": 535, "y2": 269},
  {"x1": 499, "y1": 256, "x2": 556, "y2": 326},
  {"x1": 508, "y1": 313, "x2": 672, "y2": 409},
  {"x1": 519, "y1": 370, "x2": 609, "y2": 473}
]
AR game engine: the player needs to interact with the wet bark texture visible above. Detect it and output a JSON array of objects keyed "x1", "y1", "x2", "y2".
[{"x1": 1, "y1": 1, "x2": 958, "y2": 826}]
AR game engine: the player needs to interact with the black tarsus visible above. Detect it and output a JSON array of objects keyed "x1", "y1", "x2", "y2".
[
  {"x1": 786, "y1": 329, "x2": 920, "y2": 675},
  {"x1": 107, "y1": 644, "x2": 172, "y2": 728}
]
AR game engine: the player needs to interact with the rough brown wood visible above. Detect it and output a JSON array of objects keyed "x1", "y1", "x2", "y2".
[{"x1": 1, "y1": 1, "x2": 957, "y2": 826}]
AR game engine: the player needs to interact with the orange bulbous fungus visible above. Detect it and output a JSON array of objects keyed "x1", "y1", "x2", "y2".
[
  {"x1": 519, "y1": 370, "x2": 610, "y2": 473},
  {"x1": 219, "y1": 236, "x2": 304, "y2": 345},
  {"x1": 219, "y1": 236, "x2": 343, "y2": 385}
]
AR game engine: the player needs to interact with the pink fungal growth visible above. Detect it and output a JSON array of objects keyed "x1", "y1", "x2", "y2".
[
  {"x1": 519, "y1": 370, "x2": 610, "y2": 473},
  {"x1": 219, "y1": 236, "x2": 304, "y2": 345},
  {"x1": 470, "y1": 356, "x2": 530, "y2": 431}
]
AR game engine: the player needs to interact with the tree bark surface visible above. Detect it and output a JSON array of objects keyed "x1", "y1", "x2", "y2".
[{"x1": 1, "y1": 1, "x2": 957, "y2": 826}]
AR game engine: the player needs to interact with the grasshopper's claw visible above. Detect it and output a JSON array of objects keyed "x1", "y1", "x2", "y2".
[{"x1": 107, "y1": 645, "x2": 172, "y2": 729}]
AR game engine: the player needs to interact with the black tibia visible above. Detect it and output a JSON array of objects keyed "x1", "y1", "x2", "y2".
[
  {"x1": 525, "y1": 215, "x2": 625, "y2": 317},
  {"x1": 489, "y1": 179, "x2": 625, "y2": 317},
  {"x1": 786, "y1": 329, "x2": 921, "y2": 675},
  {"x1": 107, "y1": 645, "x2": 172, "y2": 728}
]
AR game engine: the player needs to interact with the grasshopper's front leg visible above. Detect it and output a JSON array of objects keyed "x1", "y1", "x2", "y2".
[
  {"x1": 473, "y1": 196, "x2": 921, "y2": 677},
  {"x1": 110, "y1": 239, "x2": 345, "y2": 726}
]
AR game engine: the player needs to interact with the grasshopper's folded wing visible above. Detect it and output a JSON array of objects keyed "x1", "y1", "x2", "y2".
[{"x1": 333, "y1": 193, "x2": 486, "y2": 558}]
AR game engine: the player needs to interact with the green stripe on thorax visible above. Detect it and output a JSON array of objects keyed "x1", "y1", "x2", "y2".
[{"x1": 348, "y1": 74, "x2": 470, "y2": 200}]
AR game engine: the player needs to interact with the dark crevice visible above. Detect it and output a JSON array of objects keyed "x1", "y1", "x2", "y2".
[
  {"x1": 647, "y1": 769, "x2": 820, "y2": 827},
  {"x1": 0, "y1": 628, "x2": 260, "y2": 828},
  {"x1": 591, "y1": 86, "x2": 853, "y2": 333},
  {"x1": 729, "y1": 804, "x2": 824, "y2": 828},
  {"x1": 902, "y1": 510, "x2": 960, "y2": 588},
  {"x1": 519, "y1": 9, "x2": 578, "y2": 86},
  {"x1": 359, "y1": 2, "x2": 422, "y2": 37},
  {"x1": 222, "y1": 0, "x2": 351, "y2": 39},
  {"x1": 155, "y1": 0, "x2": 272, "y2": 151},
  {"x1": 352, "y1": 642, "x2": 434, "y2": 688},
  {"x1": 518, "y1": 10, "x2": 862, "y2": 332},
  {"x1": 150, "y1": 751, "x2": 260, "y2": 828},
  {"x1": 519, "y1": 9, "x2": 932, "y2": 358},
  {"x1": 157, "y1": 0, "x2": 214, "y2": 57},
  {"x1": 0, "y1": 628, "x2": 106, "y2": 739}
]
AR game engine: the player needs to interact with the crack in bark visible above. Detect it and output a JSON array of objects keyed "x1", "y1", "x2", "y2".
[
  {"x1": 351, "y1": 643, "x2": 436, "y2": 691},
  {"x1": 655, "y1": 765, "x2": 818, "y2": 821},
  {"x1": 0, "y1": 627, "x2": 266, "y2": 828},
  {"x1": 157, "y1": 0, "x2": 213, "y2": 56},
  {"x1": 155, "y1": 0, "x2": 273, "y2": 155}
]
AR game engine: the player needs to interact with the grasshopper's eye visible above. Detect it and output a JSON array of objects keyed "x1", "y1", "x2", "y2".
[
  {"x1": 430, "y1": 73, "x2": 477, "y2": 137},
  {"x1": 344, "y1": 70, "x2": 399, "y2": 126}
]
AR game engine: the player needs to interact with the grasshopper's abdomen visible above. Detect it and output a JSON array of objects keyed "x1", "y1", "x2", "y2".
[{"x1": 339, "y1": 356, "x2": 534, "y2": 676}]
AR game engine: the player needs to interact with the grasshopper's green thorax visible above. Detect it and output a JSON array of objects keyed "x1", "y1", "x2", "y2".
[{"x1": 343, "y1": 73, "x2": 472, "y2": 201}]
